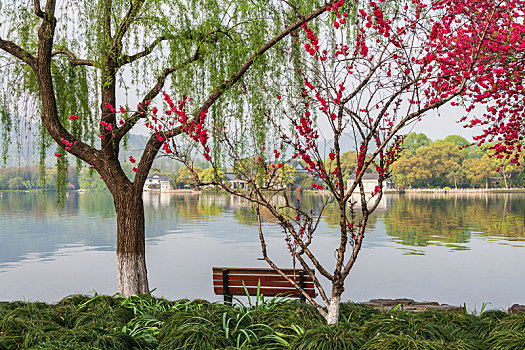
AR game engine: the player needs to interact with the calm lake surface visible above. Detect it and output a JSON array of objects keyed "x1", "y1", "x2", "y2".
[{"x1": 1, "y1": 191, "x2": 524, "y2": 311}]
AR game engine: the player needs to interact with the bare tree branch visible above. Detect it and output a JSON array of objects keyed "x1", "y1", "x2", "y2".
[
  {"x1": 0, "y1": 38, "x2": 38, "y2": 69},
  {"x1": 111, "y1": 0, "x2": 145, "y2": 54},
  {"x1": 118, "y1": 28, "x2": 228, "y2": 67},
  {"x1": 118, "y1": 36, "x2": 167, "y2": 66},
  {"x1": 103, "y1": 0, "x2": 112, "y2": 42},
  {"x1": 52, "y1": 49, "x2": 97, "y2": 67},
  {"x1": 27, "y1": 0, "x2": 100, "y2": 167},
  {"x1": 44, "y1": 0, "x2": 56, "y2": 14},
  {"x1": 255, "y1": 204, "x2": 328, "y2": 316},
  {"x1": 34, "y1": 0, "x2": 45, "y2": 18},
  {"x1": 133, "y1": 136, "x2": 163, "y2": 189}
]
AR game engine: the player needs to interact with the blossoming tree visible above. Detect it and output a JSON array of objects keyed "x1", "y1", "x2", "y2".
[
  {"x1": 146, "y1": 0, "x2": 522, "y2": 323},
  {"x1": 0, "y1": 0, "x2": 342, "y2": 296},
  {"x1": 455, "y1": 0, "x2": 525, "y2": 168}
]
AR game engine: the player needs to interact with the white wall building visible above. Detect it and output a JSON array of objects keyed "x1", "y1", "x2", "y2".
[
  {"x1": 144, "y1": 174, "x2": 172, "y2": 191},
  {"x1": 225, "y1": 171, "x2": 249, "y2": 190},
  {"x1": 347, "y1": 173, "x2": 394, "y2": 193}
]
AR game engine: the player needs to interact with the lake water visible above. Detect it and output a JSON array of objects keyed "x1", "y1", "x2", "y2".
[{"x1": 1, "y1": 191, "x2": 524, "y2": 311}]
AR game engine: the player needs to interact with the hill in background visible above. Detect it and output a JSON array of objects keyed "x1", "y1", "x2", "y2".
[{"x1": 0, "y1": 118, "x2": 173, "y2": 170}]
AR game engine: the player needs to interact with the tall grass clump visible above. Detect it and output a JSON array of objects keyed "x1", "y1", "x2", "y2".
[
  {"x1": 157, "y1": 294, "x2": 298, "y2": 349},
  {"x1": 0, "y1": 294, "x2": 148, "y2": 350},
  {"x1": 2, "y1": 294, "x2": 525, "y2": 349}
]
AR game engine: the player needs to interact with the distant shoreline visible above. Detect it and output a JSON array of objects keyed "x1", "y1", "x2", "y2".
[
  {"x1": 303, "y1": 187, "x2": 525, "y2": 195},
  {"x1": 396, "y1": 188, "x2": 525, "y2": 194},
  {"x1": 2, "y1": 187, "x2": 525, "y2": 195}
]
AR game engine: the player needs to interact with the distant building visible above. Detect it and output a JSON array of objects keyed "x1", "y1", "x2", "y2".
[
  {"x1": 290, "y1": 160, "x2": 309, "y2": 175},
  {"x1": 347, "y1": 173, "x2": 394, "y2": 192},
  {"x1": 225, "y1": 171, "x2": 249, "y2": 190},
  {"x1": 289, "y1": 160, "x2": 321, "y2": 189},
  {"x1": 144, "y1": 174, "x2": 172, "y2": 191}
]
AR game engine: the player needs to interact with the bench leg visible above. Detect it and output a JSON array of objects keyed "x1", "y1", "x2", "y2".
[
  {"x1": 222, "y1": 269, "x2": 232, "y2": 304},
  {"x1": 299, "y1": 271, "x2": 306, "y2": 302}
]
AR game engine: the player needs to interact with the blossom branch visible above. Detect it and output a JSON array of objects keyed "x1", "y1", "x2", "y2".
[
  {"x1": 161, "y1": 0, "x2": 350, "y2": 139},
  {"x1": 114, "y1": 51, "x2": 201, "y2": 142}
]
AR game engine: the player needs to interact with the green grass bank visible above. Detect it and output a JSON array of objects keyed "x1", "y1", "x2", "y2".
[{"x1": 1, "y1": 293, "x2": 524, "y2": 349}]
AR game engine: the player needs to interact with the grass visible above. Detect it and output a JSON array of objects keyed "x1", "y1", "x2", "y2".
[{"x1": 0, "y1": 294, "x2": 524, "y2": 349}]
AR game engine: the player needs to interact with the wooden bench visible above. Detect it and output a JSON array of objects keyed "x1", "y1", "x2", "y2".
[{"x1": 212, "y1": 267, "x2": 316, "y2": 303}]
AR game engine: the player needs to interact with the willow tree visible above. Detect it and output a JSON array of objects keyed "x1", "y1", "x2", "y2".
[{"x1": 0, "y1": 0, "x2": 340, "y2": 296}]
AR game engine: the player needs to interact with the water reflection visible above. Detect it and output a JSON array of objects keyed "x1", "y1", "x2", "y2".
[
  {"x1": 1, "y1": 191, "x2": 525, "y2": 307},
  {"x1": 1, "y1": 191, "x2": 524, "y2": 271},
  {"x1": 0, "y1": 192, "x2": 116, "y2": 269},
  {"x1": 383, "y1": 193, "x2": 525, "y2": 251}
]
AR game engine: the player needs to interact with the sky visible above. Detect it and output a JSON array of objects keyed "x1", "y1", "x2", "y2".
[
  {"x1": 403, "y1": 105, "x2": 478, "y2": 142},
  {"x1": 118, "y1": 59, "x2": 482, "y2": 145},
  {"x1": 128, "y1": 98, "x2": 481, "y2": 147}
]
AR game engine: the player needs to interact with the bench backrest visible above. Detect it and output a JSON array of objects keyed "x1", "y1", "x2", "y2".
[{"x1": 212, "y1": 267, "x2": 316, "y2": 300}]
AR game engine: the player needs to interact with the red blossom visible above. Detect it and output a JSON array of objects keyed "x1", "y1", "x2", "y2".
[{"x1": 104, "y1": 102, "x2": 116, "y2": 113}]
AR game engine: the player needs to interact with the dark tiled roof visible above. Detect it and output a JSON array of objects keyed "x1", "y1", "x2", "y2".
[
  {"x1": 146, "y1": 174, "x2": 171, "y2": 182},
  {"x1": 348, "y1": 173, "x2": 379, "y2": 181},
  {"x1": 225, "y1": 172, "x2": 237, "y2": 181}
]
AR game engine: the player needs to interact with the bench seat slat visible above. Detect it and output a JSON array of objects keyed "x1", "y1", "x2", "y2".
[
  {"x1": 213, "y1": 286, "x2": 316, "y2": 297},
  {"x1": 212, "y1": 267, "x2": 315, "y2": 276},
  {"x1": 213, "y1": 279, "x2": 315, "y2": 289},
  {"x1": 213, "y1": 274, "x2": 314, "y2": 284}
]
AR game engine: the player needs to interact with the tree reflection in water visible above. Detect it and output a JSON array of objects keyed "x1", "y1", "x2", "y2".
[
  {"x1": 383, "y1": 193, "x2": 525, "y2": 250},
  {"x1": 190, "y1": 192, "x2": 525, "y2": 252},
  {"x1": 125, "y1": 192, "x2": 525, "y2": 250},
  {"x1": 2, "y1": 191, "x2": 522, "y2": 267}
]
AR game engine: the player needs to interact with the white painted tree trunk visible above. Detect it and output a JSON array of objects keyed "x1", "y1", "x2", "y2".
[
  {"x1": 117, "y1": 252, "x2": 149, "y2": 296},
  {"x1": 326, "y1": 295, "x2": 341, "y2": 324},
  {"x1": 114, "y1": 190, "x2": 149, "y2": 297}
]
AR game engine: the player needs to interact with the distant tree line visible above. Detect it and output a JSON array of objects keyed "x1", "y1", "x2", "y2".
[
  {"x1": 0, "y1": 166, "x2": 106, "y2": 191},
  {"x1": 390, "y1": 133, "x2": 525, "y2": 189},
  {"x1": 167, "y1": 133, "x2": 525, "y2": 190},
  {"x1": 2, "y1": 133, "x2": 524, "y2": 191}
]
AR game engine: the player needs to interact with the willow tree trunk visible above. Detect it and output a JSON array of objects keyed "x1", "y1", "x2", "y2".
[
  {"x1": 28, "y1": 5, "x2": 150, "y2": 296},
  {"x1": 113, "y1": 188, "x2": 149, "y2": 296}
]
